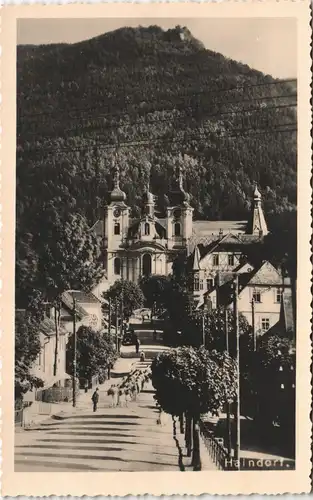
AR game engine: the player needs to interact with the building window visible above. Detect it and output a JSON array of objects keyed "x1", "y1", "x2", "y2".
[
  {"x1": 207, "y1": 278, "x2": 214, "y2": 290},
  {"x1": 228, "y1": 254, "x2": 234, "y2": 266},
  {"x1": 261, "y1": 318, "x2": 270, "y2": 332},
  {"x1": 144, "y1": 223, "x2": 150, "y2": 236},
  {"x1": 114, "y1": 257, "x2": 121, "y2": 275},
  {"x1": 142, "y1": 253, "x2": 152, "y2": 276},
  {"x1": 276, "y1": 289, "x2": 283, "y2": 303},
  {"x1": 199, "y1": 279, "x2": 204, "y2": 290},
  {"x1": 212, "y1": 254, "x2": 219, "y2": 266},
  {"x1": 114, "y1": 223, "x2": 120, "y2": 235},
  {"x1": 194, "y1": 277, "x2": 200, "y2": 291},
  {"x1": 253, "y1": 290, "x2": 261, "y2": 303},
  {"x1": 174, "y1": 223, "x2": 181, "y2": 236}
]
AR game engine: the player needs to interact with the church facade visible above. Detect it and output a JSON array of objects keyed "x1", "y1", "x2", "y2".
[{"x1": 92, "y1": 163, "x2": 269, "y2": 298}]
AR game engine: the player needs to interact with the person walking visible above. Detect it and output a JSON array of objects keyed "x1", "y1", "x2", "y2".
[
  {"x1": 84, "y1": 379, "x2": 89, "y2": 393},
  {"x1": 135, "y1": 338, "x2": 141, "y2": 354},
  {"x1": 91, "y1": 388, "x2": 99, "y2": 412}
]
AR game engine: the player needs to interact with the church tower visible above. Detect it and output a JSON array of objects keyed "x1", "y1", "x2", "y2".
[
  {"x1": 104, "y1": 157, "x2": 130, "y2": 281},
  {"x1": 247, "y1": 185, "x2": 268, "y2": 236},
  {"x1": 167, "y1": 156, "x2": 194, "y2": 249},
  {"x1": 143, "y1": 182, "x2": 155, "y2": 218}
]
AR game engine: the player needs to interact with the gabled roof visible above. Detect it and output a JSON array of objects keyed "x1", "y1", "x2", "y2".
[
  {"x1": 61, "y1": 291, "x2": 89, "y2": 320},
  {"x1": 69, "y1": 290, "x2": 100, "y2": 304},
  {"x1": 40, "y1": 317, "x2": 67, "y2": 337},
  {"x1": 247, "y1": 261, "x2": 287, "y2": 286}
]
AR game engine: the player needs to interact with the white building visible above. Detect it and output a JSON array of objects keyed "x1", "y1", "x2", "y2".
[{"x1": 92, "y1": 161, "x2": 267, "y2": 296}]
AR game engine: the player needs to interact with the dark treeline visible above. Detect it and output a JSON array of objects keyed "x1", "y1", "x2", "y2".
[{"x1": 16, "y1": 25, "x2": 297, "y2": 305}]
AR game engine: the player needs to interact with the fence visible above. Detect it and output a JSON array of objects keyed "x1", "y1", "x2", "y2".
[
  {"x1": 199, "y1": 419, "x2": 232, "y2": 470},
  {"x1": 35, "y1": 385, "x2": 79, "y2": 403}
]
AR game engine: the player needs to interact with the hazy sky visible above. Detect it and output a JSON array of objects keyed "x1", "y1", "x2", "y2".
[{"x1": 17, "y1": 18, "x2": 297, "y2": 79}]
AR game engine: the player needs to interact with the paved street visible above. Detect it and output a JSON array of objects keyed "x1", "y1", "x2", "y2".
[{"x1": 15, "y1": 378, "x2": 216, "y2": 472}]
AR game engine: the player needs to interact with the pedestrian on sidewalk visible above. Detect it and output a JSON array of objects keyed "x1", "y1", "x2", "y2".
[
  {"x1": 91, "y1": 388, "x2": 99, "y2": 412},
  {"x1": 108, "y1": 384, "x2": 118, "y2": 407},
  {"x1": 84, "y1": 379, "x2": 89, "y2": 393},
  {"x1": 135, "y1": 338, "x2": 141, "y2": 354}
]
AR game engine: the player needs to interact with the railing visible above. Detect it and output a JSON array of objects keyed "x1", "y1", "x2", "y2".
[{"x1": 199, "y1": 419, "x2": 231, "y2": 470}]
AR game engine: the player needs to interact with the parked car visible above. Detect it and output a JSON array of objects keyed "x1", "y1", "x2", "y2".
[{"x1": 122, "y1": 330, "x2": 137, "y2": 346}]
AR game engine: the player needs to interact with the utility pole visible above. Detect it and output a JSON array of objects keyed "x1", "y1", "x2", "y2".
[
  {"x1": 251, "y1": 297, "x2": 256, "y2": 351},
  {"x1": 72, "y1": 294, "x2": 77, "y2": 408},
  {"x1": 233, "y1": 274, "x2": 240, "y2": 469},
  {"x1": 120, "y1": 281, "x2": 124, "y2": 347},
  {"x1": 225, "y1": 307, "x2": 232, "y2": 458},
  {"x1": 201, "y1": 313, "x2": 205, "y2": 346},
  {"x1": 108, "y1": 296, "x2": 112, "y2": 339},
  {"x1": 115, "y1": 299, "x2": 119, "y2": 352}
]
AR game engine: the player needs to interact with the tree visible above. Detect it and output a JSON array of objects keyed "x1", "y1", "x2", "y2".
[
  {"x1": 151, "y1": 346, "x2": 237, "y2": 469},
  {"x1": 139, "y1": 274, "x2": 169, "y2": 312},
  {"x1": 36, "y1": 209, "x2": 105, "y2": 376},
  {"x1": 15, "y1": 312, "x2": 43, "y2": 405},
  {"x1": 103, "y1": 279, "x2": 144, "y2": 321},
  {"x1": 66, "y1": 326, "x2": 118, "y2": 381}
]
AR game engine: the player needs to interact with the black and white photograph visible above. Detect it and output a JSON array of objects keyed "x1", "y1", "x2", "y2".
[{"x1": 11, "y1": 11, "x2": 303, "y2": 481}]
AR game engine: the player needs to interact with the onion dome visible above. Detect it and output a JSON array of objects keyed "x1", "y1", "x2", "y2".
[
  {"x1": 253, "y1": 184, "x2": 262, "y2": 202},
  {"x1": 143, "y1": 181, "x2": 155, "y2": 204},
  {"x1": 170, "y1": 162, "x2": 190, "y2": 206},
  {"x1": 110, "y1": 163, "x2": 126, "y2": 203}
]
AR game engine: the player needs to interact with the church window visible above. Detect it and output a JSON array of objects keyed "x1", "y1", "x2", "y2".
[
  {"x1": 199, "y1": 279, "x2": 204, "y2": 290},
  {"x1": 261, "y1": 318, "x2": 270, "y2": 332},
  {"x1": 142, "y1": 254, "x2": 152, "y2": 276},
  {"x1": 114, "y1": 257, "x2": 121, "y2": 275},
  {"x1": 174, "y1": 223, "x2": 181, "y2": 236},
  {"x1": 212, "y1": 254, "x2": 219, "y2": 266},
  {"x1": 228, "y1": 254, "x2": 234, "y2": 266},
  {"x1": 144, "y1": 223, "x2": 150, "y2": 236},
  {"x1": 253, "y1": 290, "x2": 261, "y2": 303},
  {"x1": 194, "y1": 277, "x2": 200, "y2": 291},
  {"x1": 114, "y1": 223, "x2": 120, "y2": 235}
]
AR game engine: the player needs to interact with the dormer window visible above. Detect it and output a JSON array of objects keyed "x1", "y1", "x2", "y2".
[
  {"x1": 114, "y1": 223, "x2": 120, "y2": 235},
  {"x1": 144, "y1": 223, "x2": 150, "y2": 236},
  {"x1": 174, "y1": 222, "x2": 181, "y2": 236}
]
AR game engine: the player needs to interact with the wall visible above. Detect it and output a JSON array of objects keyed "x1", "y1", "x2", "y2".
[
  {"x1": 31, "y1": 332, "x2": 67, "y2": 387},
  {"x1": 238, "y1": 285, "x2": 291, "y2": 334}
]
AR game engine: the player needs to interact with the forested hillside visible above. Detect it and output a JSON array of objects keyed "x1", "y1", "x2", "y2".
[{"x1": 17, "y1": 25, "x2": 297, "y2": 229}]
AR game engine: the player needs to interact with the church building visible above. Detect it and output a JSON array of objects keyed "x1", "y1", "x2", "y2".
[{"x1": 92, "y1": 161, "x2": 269, "y2": 298}]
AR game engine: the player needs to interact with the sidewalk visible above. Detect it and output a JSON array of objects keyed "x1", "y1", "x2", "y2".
[{"x1": 22, "y1": 357, "x2": 138, "y2": 428}]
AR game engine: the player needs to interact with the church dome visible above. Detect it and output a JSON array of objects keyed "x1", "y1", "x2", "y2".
[
  {"x1": 253, "y1": 185, "x2": 262, "y2": 201},
  {"x1": 144, "y1": 190, "x2": 154, "y2": 204},
  {"x1": 110, "y1": 186, "x2": 127, "y2": 203},
  {"x1": 109, "y1": 161, "x2": 126, "y2": 203}
]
